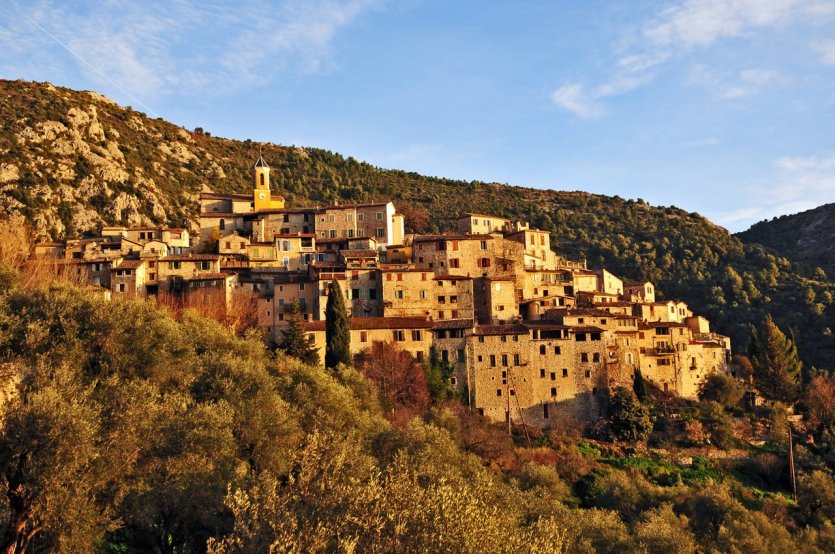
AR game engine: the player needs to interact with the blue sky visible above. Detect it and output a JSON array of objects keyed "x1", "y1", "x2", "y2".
[{"x1": 2, "y1": 0, "x2": 835, "y2": 232}]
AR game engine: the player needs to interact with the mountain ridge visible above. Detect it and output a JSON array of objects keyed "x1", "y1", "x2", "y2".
[
  {"x1": 1, "y1": 78, "x2": 834, "y2": 370},
  {"x1": 737, "y1": 203, "x2": 835, "y2": 279}
]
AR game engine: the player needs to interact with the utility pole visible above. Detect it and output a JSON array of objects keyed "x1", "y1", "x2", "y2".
[{"x1": 788, "y1": 426, "x2": 797, "y2": 502}]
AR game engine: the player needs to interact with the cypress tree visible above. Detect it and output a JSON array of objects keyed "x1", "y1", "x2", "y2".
[
  {"x1": 632, "y1": 367, "x2": 647, "y2": 402},
  {"x1": 325, "y1": 279, "x2": 351, "y2": 369},
  {"x1": 753, "y1": 315, "x2": 803, "y2": 403}
]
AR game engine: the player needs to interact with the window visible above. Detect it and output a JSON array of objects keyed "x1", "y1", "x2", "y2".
[
  {"x1": 393, "y1": 330, "x2": 405, "y2": 341},
  {"x1": 169, "y1": 261, "x2": 181, "y2": 270},
  {"x1": 540, "y1": 345, "x2": 546, "y2": 355},
  {"x1": 357, "y1": 213, "x2": 364, "y2": 222},
  {"x1": 118, "y1": 283, "x2": 126, "y2": 292},
  {"x1": 457, "y1": 349, "x2": 465, "y2": 362},
  {"x1": 360, "y1": 331, "x2": 368, "y2": 342},
  {"x1": 501, "y1": 354, "x2": 508, "y2": 367},
  {"x1": 550, "y1": 387, "x2": 557, "y2": 398},
  {"x1": 513, "y1": 354, "x2": 520, "y2": 365},
  {"x1": 375, "y1": 211, "x2": 383, "y2": 220},
  {"x1": 395, "y1": 289, "x2": 404, "y2": 299},
  {"x1": 219, "y1": 220, "x2": 225, "y2": 230},
  {"x1": 397, "y1": 273, "x2": 403, "y2": 282},
  {"x1": 585, "y1": 369, "x2": 591, "y2": 378},
  {"x1": 540, "y1": 368, "x2": 546, "y2": 378},
  {"x1": 592, "y1": 353, "x2": 600, "y2": 362},
  {"x1": 347, "y1": 229, "x2": 355, "y2": 238},
  {"x1": 419, "y1": 290, "x2": 427, "y2": 299},
  {"x1": 438, "y1": 296, "x2": 446, "y2": 304},
  {"x1": 351, "y1": 288, "x2": 360, "y2": 300},
  {"x1": 329, "y1": 230, "x2": 337, "y2": 238},
  {"x1": 411, "y1": 330, "x2": 421, "y2": 341},
  {"x1": 497, "y1": 389, "x2": 502, "y2": 397},
  {"x1": 562, "y1": 368, "x2": 568, "y2": 377},
  {"x1": 554, "y1": 346, "x2": 561, "y2": 355},
  {"x1": 480, "y1": 240, "x2": 487, "y2": 250},
  {"x1": 490, "y1": 355, "x2": 496, "y2": 367},
  {"x1": 437, "y1": 310, "x2": 445, "y2": 319},
  {"x1": 369, "y1": 289, "x2": 377, "y2": 300},
  {"x1": 449, "y1": 258, "x2": 460, "y2": 268},
  {"x1": 375, "y1": 228, "x2": 385, "y2": 237},
  {"x1": 581, "y1": 353, "x2": 589, "y2": 362}
]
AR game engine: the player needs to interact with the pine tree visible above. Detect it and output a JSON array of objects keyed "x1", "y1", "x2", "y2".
[
  {"x1": 279, "y1": 300, "x2": 320, "y2": 365},
  {"x1": 632, "y1": 367, "x2": 647, "y2": 402},
  {"x1": 753, "y1": 315, "x2": 803, "y2": 403},
  {"x1": 325, "y1": 279, "x2": 351, "y2": 369}
]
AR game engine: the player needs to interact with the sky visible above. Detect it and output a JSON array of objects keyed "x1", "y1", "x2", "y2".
[{"x1": 2, "y1": 0, "x2": 835, "y2": 232}]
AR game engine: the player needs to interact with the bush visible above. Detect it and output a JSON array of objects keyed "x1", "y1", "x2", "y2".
[
  {"x1": 699, "y1": 372, "x2": 745, "y2": 408},
  {"x1": 607, "y1": 387, "x2": 651, "y2": 443}
]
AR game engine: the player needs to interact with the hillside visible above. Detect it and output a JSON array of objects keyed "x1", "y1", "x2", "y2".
[
  {"x1": 0, "y1": 79, "x2": 833, "y2": 371},
  {"x1": 738, "y1": 204, "x2": 835, "y2": 279}
]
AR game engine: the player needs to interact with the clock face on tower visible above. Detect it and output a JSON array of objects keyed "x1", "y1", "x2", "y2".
[{"x1": 258, "y1": 192, "x2": 267, "y2": 200}]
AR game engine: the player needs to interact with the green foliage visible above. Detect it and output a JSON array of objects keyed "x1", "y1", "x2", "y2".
[
  {"x1": 697, "y1": 401, "x2": 737, "y2": 449},
  {"x1": 699, "y1": 372, "x2": 745, "y2": 408},
  {"x1": 324, "y1": 279, "x2": 350, "y2": 369},
  {"x1": 633, "y1": 367, "x2": 647, "y2": 402},
  {"x1": 278, "y1": 299, "x2": 319, "y2": 365},
  {"x1": 607, "y1": 387, "x2": 651, "y2": 443},
  {"x1": 425, "y1": 346, "x2": 457, "y2": 403},
  {"x1": 753, "y1": 315, "x2": 803, "y2": 403}
]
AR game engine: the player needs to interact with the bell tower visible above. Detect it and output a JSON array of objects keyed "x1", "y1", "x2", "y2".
[{"x1": 253, "y1": 155, "x2": 271, "y2": 211}]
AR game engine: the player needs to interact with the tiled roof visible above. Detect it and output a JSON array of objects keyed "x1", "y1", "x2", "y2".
[
  {"x1": 413, "y1": 233, "x2": 495, "y2": 242},
  {"x1": 460, "y1": 213, "x2": 510, "y2": 220},
  {"x1": 571, "y1": 325, "x2": 605, "y2": 333},
  {"x1": 638, "y1": 321, "x2": 688, "y2": 329},
  {"x1": 184, "y1": 273, "x2": 230, "y2": 281},
  {"x1": 160, "y1": 254, "x2": 220, "y2": 261},
  {"x1": 474, "y1": 323, "x2": 529, "y2": 336},
  {"x1": 433, "y1": 319, "x2": 474, "y2": 330},
  {"x1": 116, "y1": 259, "x2": 145, "y2": 269},
  {"x1": 341, "y1": 249, "x2": 377, "y2": 258},
  {"x1": 300, "y1": 316, "x2": 433, "y2": 332}
]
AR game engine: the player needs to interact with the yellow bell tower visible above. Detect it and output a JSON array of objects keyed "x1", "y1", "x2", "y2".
[{"x1": 253, "y1": 156, "x2": 272, "y2": 211}]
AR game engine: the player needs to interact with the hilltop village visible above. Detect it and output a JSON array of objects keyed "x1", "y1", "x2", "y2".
[{"x1": 33, "y1": 159, "x2": 731, "y2": 426}]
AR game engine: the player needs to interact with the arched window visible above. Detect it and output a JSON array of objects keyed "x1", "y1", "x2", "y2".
[
  {"x1": 219, "y1": 219, "x2": 225, "y2": 231},
  {"x1": 260, "y1": 174, "x2": 265, "y2": 187}
]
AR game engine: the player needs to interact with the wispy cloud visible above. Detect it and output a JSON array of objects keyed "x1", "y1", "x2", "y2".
[
  {"x1": 812, "y1": 39, "x2": 835, "y2": 64},
  {"x1": 715, "y1": 151, "x2": 835, "y2": 227},
  {"x1": 550, "y1": 84, "x2": 605, "y2": 119},
  {"x1": 0, "y1": 0, "x2": 380, "y2": 103},
  {"x1": 687, "y1": 65, "x2": 778, "y2": 99},
  {"x1": 551, "y1": 0, "x2": 835, "y2": 117}
]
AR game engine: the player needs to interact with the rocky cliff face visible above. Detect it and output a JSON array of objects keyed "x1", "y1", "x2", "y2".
[{"x1": 0, "y1": 80, "x2": 253, "y2": 239}]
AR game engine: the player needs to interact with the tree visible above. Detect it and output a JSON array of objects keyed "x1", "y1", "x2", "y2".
[
  {"x1": 752, "y1": 315, "x2": 803, "y2": 403},
  {"x1": 698, "y1": 373, "x2": 744, "y2": 408},
  {"x1": 355, "y1": 341, "x2": 430, "y2": 418},
  {"x1": 325, "y1": 280, "x2": 350, "y2": 369},
  {"x1": 279, "y1": 300, "x2": 320, "y2": 365},
  {"x1": 607, "y1": 387, "x2": 651, "y2": 443},
  {"x1": 801, "y1": 375, "x2": 835, "y2": 435},
  {"x1": 632, "y1": 367, "x2": 647, "y2": 402},
  {"x1": 425, "y1": 346, "x2": 456, "y2": 403}
]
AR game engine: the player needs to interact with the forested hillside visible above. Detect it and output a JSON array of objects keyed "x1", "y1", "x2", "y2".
[
  {"x1": 0, "y1": 79, "x2": 833, "y2": 370},
  {"x1": 738, "y1": 204, "x2": 835, "y2": 279}
]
